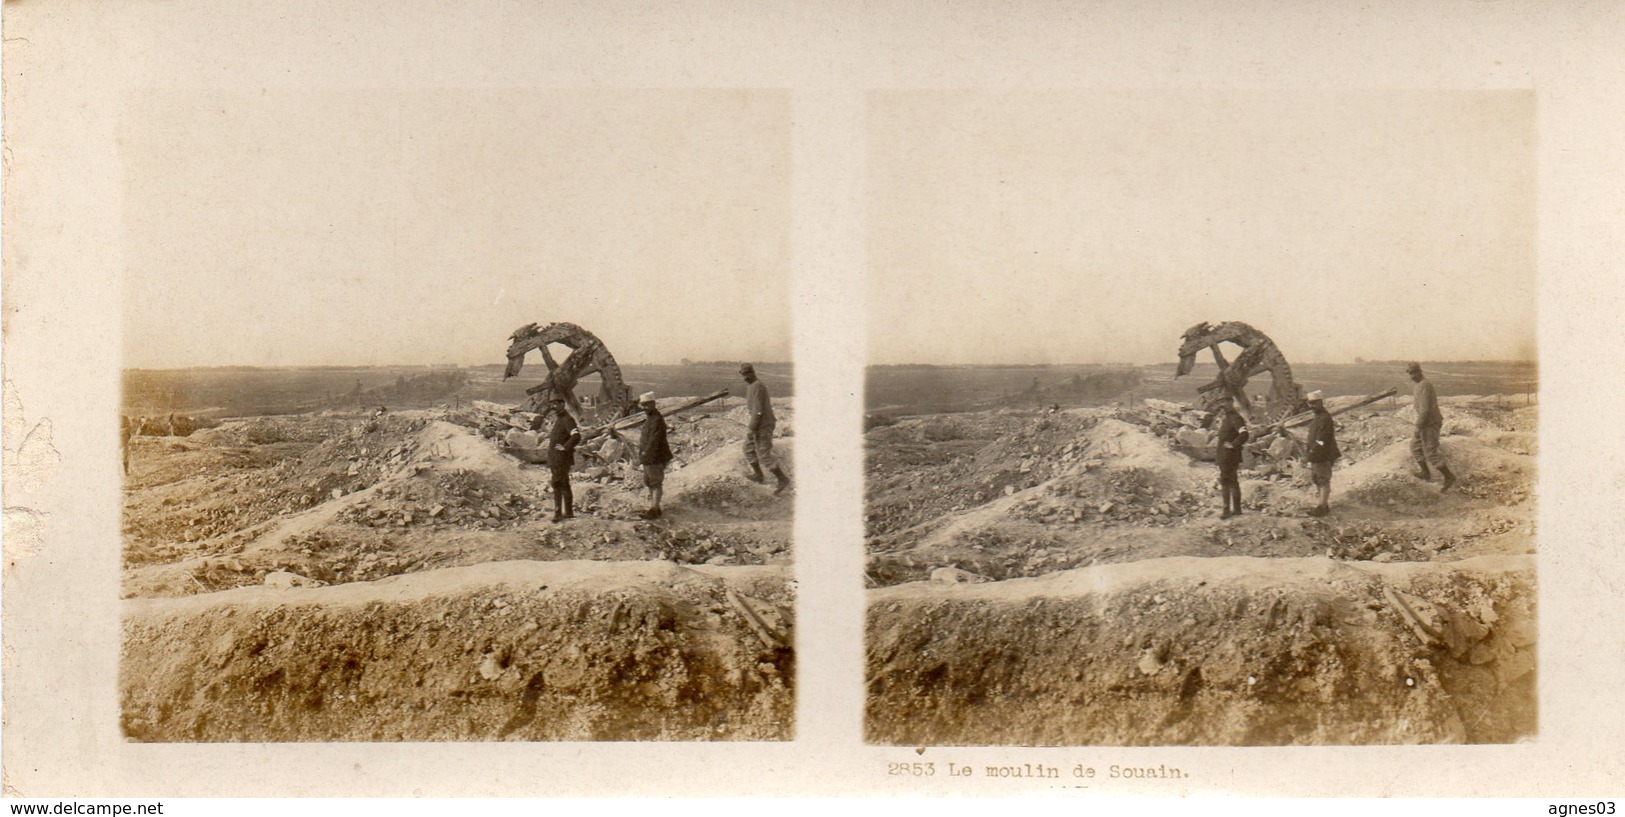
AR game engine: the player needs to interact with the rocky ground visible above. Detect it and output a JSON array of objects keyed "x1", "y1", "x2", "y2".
[
  {"x1": 864, "y1": 396, "x2": 1536, "y2": 745},
  {"x1": 121, "y1": 398, "x2": 795, "y2": 742}
]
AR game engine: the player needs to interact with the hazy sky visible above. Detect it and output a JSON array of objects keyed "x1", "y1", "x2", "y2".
[
  {"x1": 122, "y1": 90, "x2": 790, "y2": 367},
  {"x1": 867, "y1": 90, "x2": 1537, "y2": 365}
]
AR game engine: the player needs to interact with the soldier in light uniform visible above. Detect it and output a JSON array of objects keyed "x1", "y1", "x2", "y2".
[
  {"x1": 740, "y1": 363, "x2": 790, "y2": 494},
  {"x1": 1407, "y1": 362, "x2": 1457, "y2": 493}
]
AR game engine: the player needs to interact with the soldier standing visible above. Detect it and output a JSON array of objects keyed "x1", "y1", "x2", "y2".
[
  {"x1": 546, "y1": 397, "x2": 580, "y2": 522},
  {"x1": 1215, "y1": 396, "x2": 1248, "y2": 518},
  {"x1": 1304, "y1": 391, "x2": 1339, "y2": 517},
  {"x1": 637, "y1": 392, "x2": 674, "y2": 520}
]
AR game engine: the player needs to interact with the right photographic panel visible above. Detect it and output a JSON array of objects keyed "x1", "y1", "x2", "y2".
[{"x1": 863, "y1": 90, "x2": 1537, "y2": 746}]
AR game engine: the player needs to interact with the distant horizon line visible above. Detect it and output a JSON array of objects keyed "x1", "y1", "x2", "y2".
[
  {"x1": 120, "y1": 358, "x2": 1536, "y2": 371},
  {"x1": 867, "y1": 359, "x2": 1538, "y2": 367},
  {"x1": 122, "y1": 361, "x2": 797, "y2": 372}
]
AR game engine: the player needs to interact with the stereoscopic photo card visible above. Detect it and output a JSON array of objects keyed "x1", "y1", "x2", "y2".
[{"x1": 4, "y1": 0, "x2": 1623, "y2": 799}]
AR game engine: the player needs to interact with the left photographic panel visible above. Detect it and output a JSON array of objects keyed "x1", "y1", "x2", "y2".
[{"x1": 118, "y1": 89, "x2": 796, "y2": 742}]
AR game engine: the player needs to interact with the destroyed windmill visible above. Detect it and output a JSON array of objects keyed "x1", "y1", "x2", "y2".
[
  {"x1": 1152, "y1": 321, "x2": 1396, "y2": 464},
  {"x1": 503, "y1": 321, "x2": 637, "y2": 423},
  {"x1": 1175, "y1": 320, "x2": 1308, "y2": 424},
  {"x1": 483, "y1": 320, "x2": 729, "y2": 466}
]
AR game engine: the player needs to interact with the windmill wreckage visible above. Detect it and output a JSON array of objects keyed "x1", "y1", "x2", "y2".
[
  {"x1": 1150, "y1": 321, "x2": 1396, "y2": 464},
  {"x1": 472, "y1": 321, "x2": 730, "y2": 465}
]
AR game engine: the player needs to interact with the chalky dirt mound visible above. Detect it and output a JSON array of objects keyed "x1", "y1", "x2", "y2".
[
  {"x1": 122, "y1": 400, "x2": 794, "y2": 741},
  {"x1": 865, "y1": 397, "x2": 1535, "y2": 745},
  {"x1": 123, "y1": 561, "x2": 793, "y2": 742}
]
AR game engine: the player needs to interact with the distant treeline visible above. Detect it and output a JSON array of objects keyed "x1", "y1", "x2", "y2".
[
  {"x1": 125, "y1": 364, "x2": 467, "y2": 373},
  {"x1": 123, "y1": 366, "x2": 473, "y2": 417},
  {"x1": 1351, "y1": 359, "x2": 1537, "y2": 366},
  {"x1": 866, "y1": 365, "x2": 1142, "y2": 415},
  {"x1": 351, "y1": 370, "x2": 469, "y2": 408}
]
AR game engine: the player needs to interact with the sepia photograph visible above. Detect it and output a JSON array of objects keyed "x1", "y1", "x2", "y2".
[
  {"x1": 6, "y1": 0, "x2": 1625, "y2": 801},
  {"x1": 863, "y1": 90, "x2": 1538, "y2": 746},
  {"x1": 114, "y1": 89, "x2": 797, "y2": 741}
]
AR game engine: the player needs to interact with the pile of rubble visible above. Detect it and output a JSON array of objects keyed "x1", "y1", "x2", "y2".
[
  {"x1": 280, "y1": 531, "x2": 436, "y2": 584},
  {"x1": 678, "y1": 474, "x2": 786, "y2": 518},
  {"x1": 122, "y1": 414, "x2": 432, "y2": 557},
  {"x1": 641, "y1": 522, "x2": 789, "y2": 566},
  {"x1": 130, "y1": 413, "x2": 217, "y2": 438},
  {"x1": 1452, "y1": 467, "x2": 1532, "y2": 506},
  {"x1": 189, "y1": 531, "x2": 438, "y2": 589},
  {"x1": 161, "y1": 532, "x2": 432, "y2": 594},
  {"x1": 336, "y1": 469, "x2": 548, "y2": 531},
  {"x1": 1134, "y1": 391, "x2": 1400, "y2": 470},
  {"x1": 1301, "y1": 519, "x2": 1454, "y2": 562},
  {"x1": 869, "y1": 395, "x2": 1537, "y2": 549},
  {"x1": 464, "y1": 396, "x2": 786, "y2": 482},
  {"x1": 1008, "y1": 464, "x2": 1209, "y2": 528},
  {"x1": 1138, "y1": 398, "x2": 1225, "y2": 457},
  {"x1": 865, "y1": 412, "x2": 1099, "y2": 538},
  {"x1": 1135, "y1": 398, "x2": 1300, "y2": 472}
]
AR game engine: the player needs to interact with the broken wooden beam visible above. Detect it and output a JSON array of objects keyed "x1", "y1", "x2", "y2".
[
  {"x1": 471, "y1": 401, "x2": 537, "y2": 431},
  {"x1": 1266, "y1": 388, "x2": 1398, "y2": 431},
  {"x1": 579, "y1": 390, "x2": 731, "y2": 441},
  {"x1": 726, "y1": 587, "x2": 784, "y2": 650},
  {"x1": 1383, "y1": 585, "x2": 1443, "y2": 647}
]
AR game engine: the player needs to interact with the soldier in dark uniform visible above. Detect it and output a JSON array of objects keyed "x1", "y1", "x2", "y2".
[
  {"x1": 546, "y1": 397, "x2": 580, "y2": 522},
  {"x1": 637, "y1": 392, "x2": 674, "y2": 520},
  {"x1": 1303, "y1": 390, "x2": 1340, "y2": 517},
  {"x1": 1215, "y1": 396, "x2": 1249, "y2": 518}
]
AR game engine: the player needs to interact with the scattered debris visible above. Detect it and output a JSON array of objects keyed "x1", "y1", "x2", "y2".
[
  {"x1": 263, "y1": 570, "x2": 324, "y2": 589},
  {"x1": 865, "y1": 382, "x2": 1536, "y2": 746},
  {"x1": 930, "y1": 566, "x2": 991, "y2": 585}
]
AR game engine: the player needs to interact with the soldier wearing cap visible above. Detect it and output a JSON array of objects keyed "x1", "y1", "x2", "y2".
[
  {"x1": 1407, "y1": 362, "x2": 1456, "y2": 493},
  {"x1": 546, "y1": 396, "x2": 580, "y2": 522},
  {"x1": 1303, "y1": 390, "x2": 1340, "y2": 517},
  {"x1": 1215, "y1": 395, "x2": 1248, "y2": 518},
  {"x1": 740, "y1": 363, "x2": 790, "y2": 495},
  {"x1": 637, "y1": 391, "x2": 674, "y2": 520}
]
